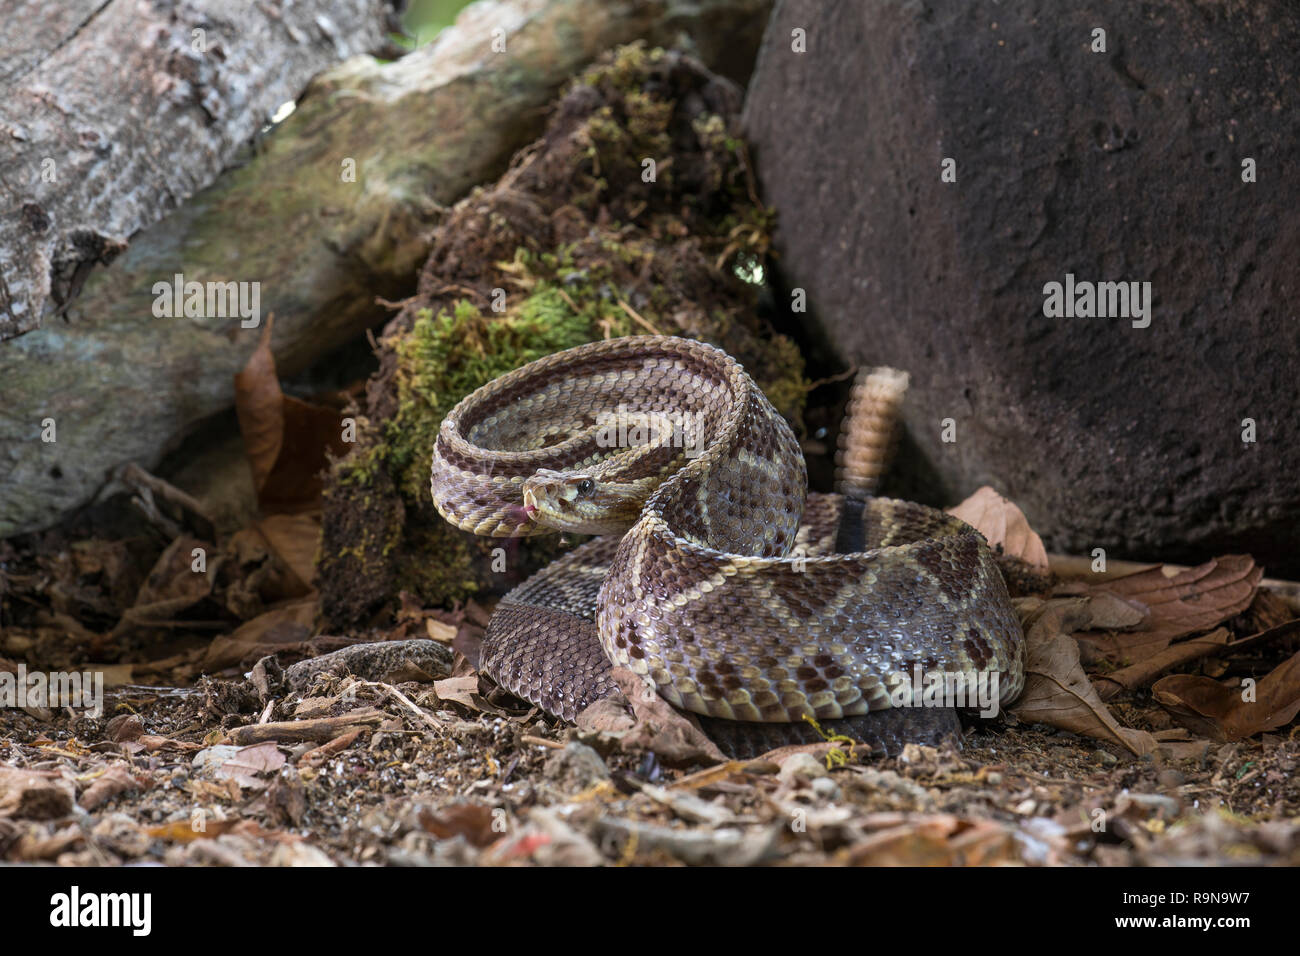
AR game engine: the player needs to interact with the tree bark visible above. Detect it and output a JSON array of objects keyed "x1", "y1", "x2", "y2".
[{"x1": 0, "y1": 0, "x2": 402, "y2": 340}]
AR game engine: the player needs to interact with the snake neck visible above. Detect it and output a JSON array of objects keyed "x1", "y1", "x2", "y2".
[{"x1": 641, "y1": 373, "x2": 807, "y2": 559}]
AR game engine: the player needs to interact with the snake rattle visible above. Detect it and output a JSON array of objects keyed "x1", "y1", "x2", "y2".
[{"x1": 431, "y1": 335, "x2": 1024, "y2": 757}]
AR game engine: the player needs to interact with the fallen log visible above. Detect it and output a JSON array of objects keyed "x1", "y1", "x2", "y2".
[
  {"x1": 0, "y1": 0, "x2": 401, "y2": 340},
  {"x1": 0, "y1": 0, "x2": 772, "y2": 539}
]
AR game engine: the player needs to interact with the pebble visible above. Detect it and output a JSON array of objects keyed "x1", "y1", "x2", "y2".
[
  {"x1": 1157, "y1": 769, "x2": 1185, "y2": 789},
  {"x1": 777, "y1": 753, "x2": 829, "y2": 782},
  {"x1": 810, "y1": 776, "x2": 839, "y2": 800},
  {"x1": 192, "y1": 745, "x2": 240, "y2": 772},
  {"x1": 543, "y1": 742, "x2": 610, "y2": 791}
]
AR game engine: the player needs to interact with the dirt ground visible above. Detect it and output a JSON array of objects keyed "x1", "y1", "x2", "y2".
[
  {"x1": 1, "y1": 592, "x2": 1297, "y2": 867},
  {"x1": 3, "y1": 360, "x2": 1297, "y2": 866},
  {"x1": 3, "y1": 364, "x2": 1298, "y2": 866}
]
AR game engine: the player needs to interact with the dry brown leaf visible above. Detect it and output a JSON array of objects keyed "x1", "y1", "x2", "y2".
[
  {"x1": 137, "y1": 735, "x2": 203, "y2": 754},
  {"x1": 432, "y1": 674, "x2": 507, "y2": 715},
  {"x1": 222, "y1": 524, "x2": 313, "y2": 611},
  {"x1": 251, "y1": 513, "x2": 321, "y2": 593},
  {"x1": 1095, "y1": 619, "x2": 1300, "y2": 700},
  {"x1": 1094, "y1": 628, "x2": 1234, "y2": 700},
  {"x1": 417, "y1": 804, "x2": 500, "y2": 848},
  {"x1": 1075, "y1": 555, "x2": 1261, "y2": 666},
  {"x1": 125, "y1": 534, "x2": 214, "y2": 621},
  {"x1": 947, "y1": 486, "x2": 1049, "y2": 571},
  {"x1": 262, "y1": 395, "x2": 349, "y2": 512},
  {"x1": 216, "y1": 741, "x2": 286, "y2": 788},
  {"x1": 1010, "y1": 598, "x2": 1157, "y2": 756},
  {"x1": 607, "y1": 668, "x2": 726, "y2": 764},
  {"x1": 79, "y1": 765, "x2": 152, "y2": 811},
  {"x1": 234, "y1": 317, "x2": 284, "y2": 495},
  {"x1": 574, "y1": 694, "x2": 637, "y2": 734},
  {"x1": 234, "y1": 315, "x2": 348, "y2": 514},
  {"x1": 1084, "y1": 592, "x2": 1148, "y2": 630},
  {"x1": 1151, "y1": 647, "x2": 1300, "y2": 742},
  {"x1": 433, "y1": 675, "x2": 481, "y2": 708},
  {"x1": 426, "y1": 618, "x2": 457, "y2": 643},
  {"x1": 201, "y1": 597, "x2": 317, "y2": 671}
]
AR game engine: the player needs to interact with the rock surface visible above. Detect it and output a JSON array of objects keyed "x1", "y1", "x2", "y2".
[
  {"x1": 284, "y1": 639, "x2": 454, "y2": 692},
  {"x1": 743, "y1": 0, "x2": 1300, "y2": 574}
]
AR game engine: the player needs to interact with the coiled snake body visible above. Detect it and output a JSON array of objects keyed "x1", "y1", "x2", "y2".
[{"x1": 431, "y1": 336, "x2": 1024, "y2": 756}]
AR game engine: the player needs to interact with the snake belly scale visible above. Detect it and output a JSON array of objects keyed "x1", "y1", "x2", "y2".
[{"x1": 430, "y1": 335, "x2": 1025, "y2": 750}]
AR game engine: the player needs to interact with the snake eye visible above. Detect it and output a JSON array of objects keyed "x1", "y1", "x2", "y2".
[{"x1": 576, "y1": 479, "x2": 595, "y2": 496}]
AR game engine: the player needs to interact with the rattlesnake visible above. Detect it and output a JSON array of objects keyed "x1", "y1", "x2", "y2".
[{"x1": 430, "y1": 336, "x2": 1024, "y2": 756}]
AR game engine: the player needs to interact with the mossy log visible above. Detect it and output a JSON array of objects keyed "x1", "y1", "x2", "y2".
[
  {"x1": 0, "y1": 0, "x2": 400, "y2": 340},
  {"x1": 0, "y1": 0, "x2": 773, "y2": 540},
  {"x1": 318, "y1": 45, "x2": 805, "y2": 628}
]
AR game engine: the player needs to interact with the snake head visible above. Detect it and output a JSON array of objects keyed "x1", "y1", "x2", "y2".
[{"x1": 522, "y1": 468, "x2": 643, "y2": 534}]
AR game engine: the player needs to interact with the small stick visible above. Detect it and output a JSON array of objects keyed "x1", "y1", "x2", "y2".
[
  {"x1": 119, "y1": 462, "x2": 216, "y2": 541},
  {"x1": 225, "y1": 709, "x2": 384, "y2": 745},
  {"x1": 357, "y1": 680, "x2": 445, "y2": 734},
  {"x1": 301, "y1": 729, "x2": 363, "y2": 766},
  {"x1": 615, "y1": 299, "x2": 663, "y2": 335}
]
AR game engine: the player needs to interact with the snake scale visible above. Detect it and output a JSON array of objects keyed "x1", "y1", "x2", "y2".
[{"x1": 430, "y1": 336, "x2": 1025, "y2": 757}]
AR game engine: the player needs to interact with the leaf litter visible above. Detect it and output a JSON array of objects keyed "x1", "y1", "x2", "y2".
[{"x1": 3, "y1": 471, "x2": 1300, "y2": 866}]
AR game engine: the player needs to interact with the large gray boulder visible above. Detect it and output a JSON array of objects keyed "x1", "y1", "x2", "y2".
[{"x1": 743, "y1": 0, "x2": 1300, "y2": 575}]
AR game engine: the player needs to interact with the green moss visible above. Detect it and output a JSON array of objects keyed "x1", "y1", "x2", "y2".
[
  {"x1": 327, "y1": 281, "x2": 634, "y2": 613},
  {"x1": 383, "y1": 294, "x2": 603, "y2": 503},
  {"x1": 755, "y1": 336, "x2": 809, "y2": 424},
  {"x1": 579, "y1": 43, "x2": 665, "y2": 95},
  {"x1": 328, "y1": 56, "x2": 804, "y2": 604},
  {"x1": 320, "y1": 42, "x2": 811, "y2": 625}
]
